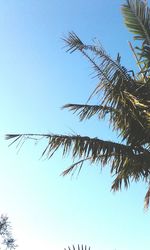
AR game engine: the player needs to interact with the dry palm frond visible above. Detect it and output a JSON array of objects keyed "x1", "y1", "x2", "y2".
[
  {"x1": 5, "y1": 133, "x2": 137, "y2": 160},
  {"x1": 64, "y1": 32, "x2": 132, "y2": 81},
  {"x1": 6, "y1": 133, "x2": 150, "y2": 192},
  {"x1": 62, "y1": 103, "x2": 117, "y2": 121},
  {"x1": 63, "y1": 32, "x2": 132, "y2": 85}
]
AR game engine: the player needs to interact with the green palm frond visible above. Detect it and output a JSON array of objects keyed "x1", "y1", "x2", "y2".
[
  {"x1": 122, "y1": 0, "x2": 150, "y2": 75},
  {"x1": 122, "y1": 0, "x2": 150, "y2": 43},
  {"x1": 135, "y1": 44, "x2": 150, "y2": 75}
]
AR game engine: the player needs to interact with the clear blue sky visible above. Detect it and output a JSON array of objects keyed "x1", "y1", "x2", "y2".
[{"x1": 0, "y1": 1, "x2": 150, "y2": 250}]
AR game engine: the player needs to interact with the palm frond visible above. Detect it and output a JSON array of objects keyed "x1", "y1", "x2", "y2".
[
  {"x1": 5, "y1": 133, "x2": 137, "y2": 160},
  {"x1": 135, "y1": 44, "x2": 150, "y2": 76},
  {"x1": 64, "y1": 245, "x2": 90, "y2": 250},
  {"x1": 61, "y1": 157, "x2": 91, "y2": 177},
  {"x1": 66, "y1": 90, "x2": 150, "y2": 147},
  {"x1": 62, "y1": 103, "x2": 117, "y2": 121},
  {"x1": 111, "y1": 151, "x2": 150, "y2": 192},
  {"x1": 122, "y1": 0, "x2": 150, "y2": 44},
  {"x1": 64, "y1": 32, "x2": 132, "y2": 83},
  {"x1": 122, "y1": 0, "x2": 150, "y2": 76},
  {"x1": 6, "y1": 133, "x2": 150, "y2": 187}
]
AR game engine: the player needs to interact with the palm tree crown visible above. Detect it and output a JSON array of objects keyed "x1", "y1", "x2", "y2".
[{"x1": 6, "y1": 0, "x2": 150, "y2": 208}]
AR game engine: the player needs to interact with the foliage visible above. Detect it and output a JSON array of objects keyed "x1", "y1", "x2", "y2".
[
  {"x1": 5, "y1": 0, "x2": 150, "y2": 208},
  {"x1": 0, "y1": 215, "x2": 17, "y2": 250}
]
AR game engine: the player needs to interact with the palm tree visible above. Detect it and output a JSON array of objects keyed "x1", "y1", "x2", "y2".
[{"x1": 6, "y1": 0, "x2": 150, "y2": 208}]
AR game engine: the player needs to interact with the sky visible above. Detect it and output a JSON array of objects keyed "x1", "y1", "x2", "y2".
[{"x1": 0, "y1": 0, "x2": 150, "y2": 250}]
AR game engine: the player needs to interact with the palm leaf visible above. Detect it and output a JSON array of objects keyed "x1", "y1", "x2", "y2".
[
  {"x1": 5, "y1": 133, "x2": 137, "y2": 160},
  {"x1": 122, "y1": 0, "x2": 150, "y2": 44},
  {"x1": 122, "y1": 0, "x2": 150, "y2": 76},
  {"x1": 63, "y1": 32, "x2": 132, "y2": 83},
  {"x1": 111, "y1": 151, "x2": 150, "y2": 192},
  {"x1": 62, "y1": 103, "x2": 117, "y2": 121},
  {"x1": 6, "y1": 133, "x2": 150, "y2": 189},
  {"x1": 63, "y1": 98, "x2": 150, "y2": 147}
]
